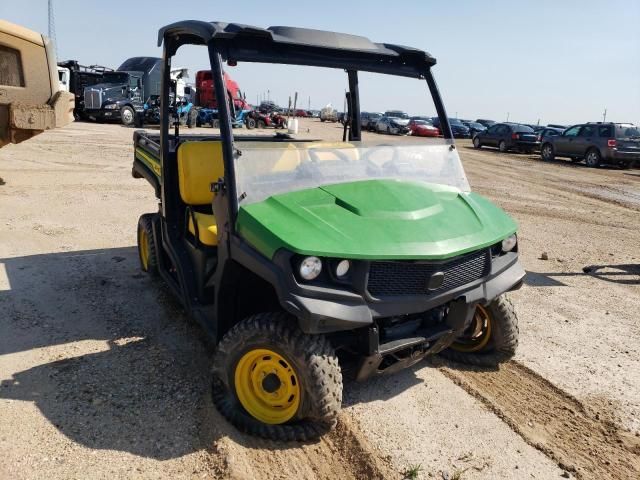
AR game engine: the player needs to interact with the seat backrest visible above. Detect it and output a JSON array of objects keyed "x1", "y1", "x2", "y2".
[{"x1": 177, "y1": 141, "x2": 224, "y2": 205}]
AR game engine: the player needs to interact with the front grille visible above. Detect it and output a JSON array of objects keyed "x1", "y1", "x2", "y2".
[
  {"x1": 84, "y1": 89, "x2": 101, "y2": 109},
  {"x1": 367, "y1": 249, "x2": 490, "y2": 297}
]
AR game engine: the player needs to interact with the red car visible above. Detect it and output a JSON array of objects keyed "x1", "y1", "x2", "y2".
[{"x1": 408, "y1": 119, "x2": 440, "y2": 137}]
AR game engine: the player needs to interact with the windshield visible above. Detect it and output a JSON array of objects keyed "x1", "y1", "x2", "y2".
[
  {"x1": 449, "y1": 119, "x2": 464, "y2": 126},
  {"x1": 386, "y1": 111, "x2": 409, "y2": 119},
  {"x1": 616, "y1": 125, "x2": 640, "y2": 138},
  {"x1": 234, "y1": 139, "x2": 469, "y2": 206},
  {"x1": 102, "y1": 72, "x2": 130, "y2": 84},
  {"x1": 412, "y1": 120, "x2": 430, "y2": 125},
  {"x1": 469, "y1": 122, "x2": 485, "y2": 129}
]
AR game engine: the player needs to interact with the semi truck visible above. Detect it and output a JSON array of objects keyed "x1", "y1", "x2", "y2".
[
  {"x1": 57, "y1": 60, "x2": 112, "y2": 119},
  {"x1": 0, "y1": 19, "x2": 74, "y2": 149},
  {"x1": 195, "y1": 70, "x2": 250, "y2": 110},
  {"x1": 83, "y1": 56, "x2": 162, "y2": 126}
]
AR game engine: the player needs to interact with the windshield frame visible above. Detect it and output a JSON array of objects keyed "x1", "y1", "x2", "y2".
[{"x1": 156, "y1": 32, "x2": 456, "y2": 235}]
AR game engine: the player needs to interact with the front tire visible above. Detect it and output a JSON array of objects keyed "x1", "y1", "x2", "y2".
[
  {"x1": 473, "y1": 136, "x2": 482, "y2": 149},
  {"x1": 257, "y1": 119, "x2": 266, "y2": 129},
  {"x1": 499, "y1": 140, "x2": 508, "y2": 153},
  {"x1": 440, "y1": 295, "x2": 518, "y2": 367},
  {"x1": 245, "y1": 117, "x2": 256, "y2": 129},
  {"x1": 120, "y1": 106, "x2": 135, "y2": 126},
  {"x1": 541, "y1": 143, "x2": 555, "y2": 161},
  {"x1": 212, "y1": 312, "x2": 342, "y2": 441}
]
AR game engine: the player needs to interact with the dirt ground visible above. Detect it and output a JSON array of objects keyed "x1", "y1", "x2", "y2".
[{"x1": 0, "y1": 119, "x2": 639, "y2": 480}]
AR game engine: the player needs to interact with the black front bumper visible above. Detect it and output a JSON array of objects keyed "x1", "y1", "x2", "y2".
[
  {"x1": 271, "y1": 249, "x2": 524, "y2": 335},
  {"x1": 232, "y1": 239, "x2": 524, "y2": 380},
  {"x1": 85, "y1": 109, "x2": 122, "y2": 121}
]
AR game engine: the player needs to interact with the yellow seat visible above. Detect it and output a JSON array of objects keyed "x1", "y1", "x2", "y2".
[
  {"x1": 187, "y1": 212, "x2": 218, "y2": 246},
  {"x1": 177, "y1": 141, "x2": 224, "y2": 246}
]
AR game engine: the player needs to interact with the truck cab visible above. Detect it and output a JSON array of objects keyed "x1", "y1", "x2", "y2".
[
  {"x1": 83, "y1": 57, "x2": 161, "y2": 126},
  {"x1": 0, "y1": 19, "x2": 74, "y2": 148}
]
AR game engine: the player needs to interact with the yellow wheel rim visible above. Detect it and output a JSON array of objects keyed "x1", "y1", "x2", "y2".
[
  {"x1": 450, "y1": 304, "x2": 492, "y2": 353},
  {"x1": 234, "y1": 348, "x2": 301, "y2": 425},
  {"x1": 139, "y1": 227, "x2": 149, "y2": 271}
]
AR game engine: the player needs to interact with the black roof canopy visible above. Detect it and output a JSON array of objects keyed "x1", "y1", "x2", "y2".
[{"x1": 158, "y1": 20, "x2": 436, "y2": 78}]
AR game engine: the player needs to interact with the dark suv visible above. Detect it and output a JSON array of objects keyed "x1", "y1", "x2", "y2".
[
  {"x1": 540, "y1": 123, "x2": 640, "y2": 168},
  {"x1": 473, "y1": 123, "x2": 539, "y2": 153}
]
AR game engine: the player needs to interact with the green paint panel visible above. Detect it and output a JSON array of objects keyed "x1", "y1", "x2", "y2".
[{"x1": 236, "y1": 179, "x2": 517, "y2": 260}]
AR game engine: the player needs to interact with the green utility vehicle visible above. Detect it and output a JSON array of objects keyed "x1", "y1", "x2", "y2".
[{"x1": 132, "y1": 21, "x2": 524, "y2": 441}]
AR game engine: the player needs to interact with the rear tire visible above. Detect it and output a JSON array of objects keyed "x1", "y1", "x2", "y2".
[
  {"x1": 212, "y1": 312, "x2": 342, "y2": 441},
  {"x1": 245, "y1": 117, "x2": 256, "y2": 129},
  {"x1": 473, "y1": 137, "x2": 482, "y2": 149},
  {"x1": 137, "y1": 214, "x2": 158, "y2": 276},
  {"x1": 212, "y1": 119, "x2": 220, "y2": 129},
  {"x1": 585, "y1": 148, "x2": 601, "y2": 168},
  {"x1": 440, "y1": 295, "x2": 518, "y2": 367},
  {"x1": 499, "y1": 140, "x2": 508, "y2": 153},
  {"x1": 257, "y1": 119, "x2": 266, "y2": 129}
]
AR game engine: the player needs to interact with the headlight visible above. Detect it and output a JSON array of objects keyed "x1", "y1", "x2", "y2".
[
  {"x1": 502, "y1": 234, "x2": 517, "y2": 252},
  {"x1": 104, "y1": 103, "x2": 119, "y2": 110},
  {"x1": 299, "y1": 256, "x2": 322, "y2": 280},
  {"x1": 335, "y1": 259, "x2": 350, "y2": 277}
]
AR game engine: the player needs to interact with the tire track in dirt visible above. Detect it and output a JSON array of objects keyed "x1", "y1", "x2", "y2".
[
  {"x1": 438, "y1": 360, "x2": 640, "y2": 480},
  {"x1": 199, "y1": 403, "x2": 398, "y2": 480}
]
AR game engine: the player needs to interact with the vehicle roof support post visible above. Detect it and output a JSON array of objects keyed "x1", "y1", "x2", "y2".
[
  {"x1": 159, "y1": 48, "x2": 173, "y2": 220},
  {"x1": 207, "y1": 42, "x2": 239, "y2": 231},
  {"x1": 347, "y1": 70, "x2": 361, "y2": 141},
  {"x1": 425, "y1": 69, "x2": 453, "y2": 140}
]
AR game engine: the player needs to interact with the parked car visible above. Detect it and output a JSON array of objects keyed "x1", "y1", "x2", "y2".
[
  {"x1": 540, "y1": 123, "x2": 640, "y2": 168},
  {"x1": 547, "y1": 124, "x2": 567, "y2": 129},
  {"x1": 462, "y1": 121, "x2": 487, "y2": 137},
  {"x1": 375, "y1": 116, "x2": 410, "y2": 134},
  {"x1": 384, "y1": 110, "x2": 409, "y2": 119},
  {"x1": 408, "y1": 118, "x2": 440, "y2": 137},
  {"x1": 320, "y1": 106, "x2": 338, "y2": 122},
  {"x1": 410, "y1": 115, "x2": 433, "y2": 122},
  {"x1": 536, "y1": 127, "x2": 564, "y2": 143},
  {"x1": 431, "y1": 117, "x2": 470, "y2": 138},
  {"x1": 473, "y1": 123, "x2": 539, "y2": 153},
  {"x1": 361, "y1": 112, "x2": 383, "y2": 130},
  {"x1": 476, "y1": 119, "x2": 496, "y2": 128},
  {"x1": 294, "y1": 109, "x2": 309, "y2": 117}
]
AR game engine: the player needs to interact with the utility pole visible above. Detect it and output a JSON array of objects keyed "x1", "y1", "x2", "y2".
[
  {"x1": 308, "y1": 96, "x2": 310, "y2": 111},
  {"x1": 602, "y1": 108, "x2": 607, "y2": 122},
  {"x1": 48, "y1": 0, "x2": 58, "y2": 57},
  {"x1": 506, "y1": 112, "x2": 510, "y2": 122}
]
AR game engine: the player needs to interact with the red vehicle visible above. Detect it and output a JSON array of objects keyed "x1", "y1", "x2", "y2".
[
  {"x1": 408, "y1": 118, "x2": 440, "y2": 137},
  {"x1": 246, "y1": 110, "x2": 287, "y2": 129},
  {"x1": 295, "y1": 109, "x2": 308, "y2": 117},
  {"x1": 195, "y1": 70, "x2": 250, "y2": 110}
]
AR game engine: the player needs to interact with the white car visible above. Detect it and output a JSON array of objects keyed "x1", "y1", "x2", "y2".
[
  {"x1": 375, "y1": 116, "x2": 410, "y2": 135},
  {"x1": 320, "y1": 106, "x2": 338, "y2": 122}
]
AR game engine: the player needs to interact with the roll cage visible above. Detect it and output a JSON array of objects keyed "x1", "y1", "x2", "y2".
[{"x1": 157, "y1": 20, "x2": 454, "y2": 233}]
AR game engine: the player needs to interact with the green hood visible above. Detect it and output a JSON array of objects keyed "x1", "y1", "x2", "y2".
[{"x1": 236, "y1": 179, "x2": 517, "y2": 260}]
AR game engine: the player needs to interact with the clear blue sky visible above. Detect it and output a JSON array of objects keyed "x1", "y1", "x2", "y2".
[{"x1": 2, "y1": 0, "x2": 639, "y2": 125}]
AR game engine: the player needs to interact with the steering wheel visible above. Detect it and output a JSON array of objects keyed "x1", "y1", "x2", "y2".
[{"x1": 359, "y1": 144, "x2": 400, "y2": 174}]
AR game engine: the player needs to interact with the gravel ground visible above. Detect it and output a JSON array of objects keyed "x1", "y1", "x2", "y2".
[{"x1": 0, "y1": 119, "x2": 638, "y2": 479}]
